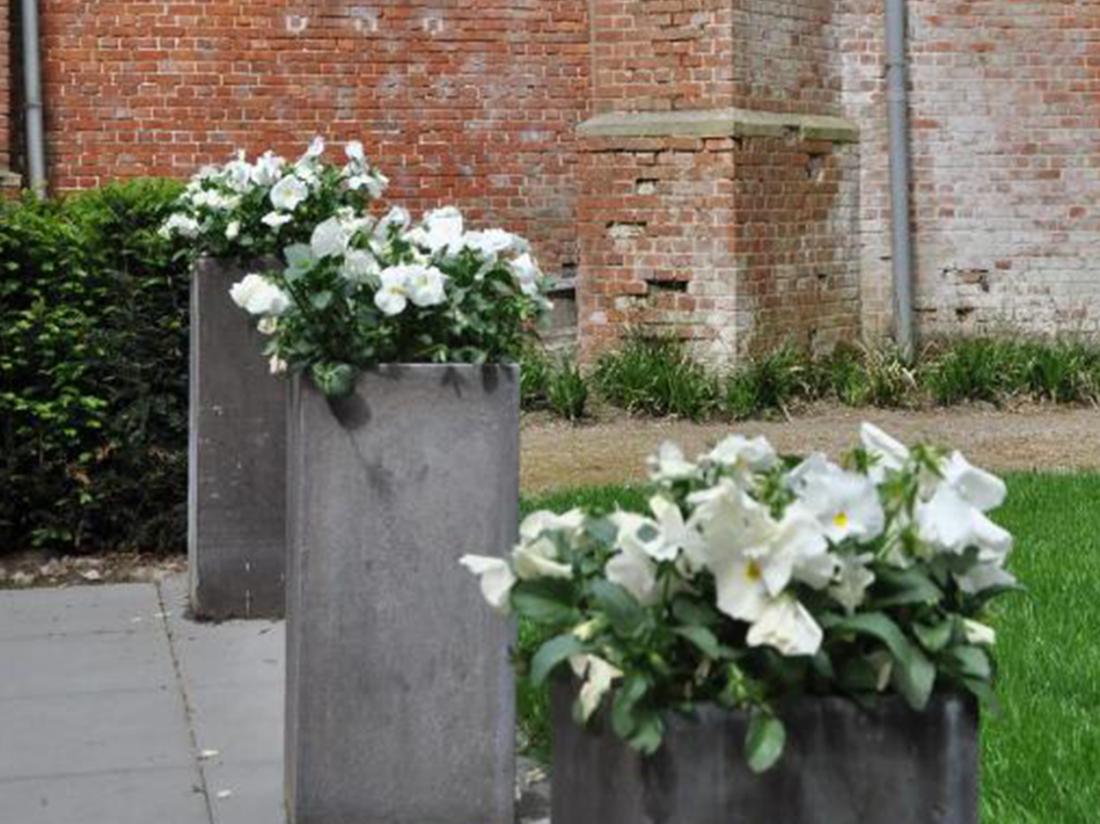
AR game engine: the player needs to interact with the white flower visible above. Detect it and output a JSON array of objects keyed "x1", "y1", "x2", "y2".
[
  {"x1": 963, "y1": 618, "x2": 996, "y2": 646},
  {"x1": 789, "y1": 454, "x2": 885, "y2": 543},
  {"x1": 829, "y1": 552, "x2": 875, "y2": 614},
  {"x1": 189, "y1": 189, "x2": 240, "y2": 211},
  {"x1": 270, "y1": 175, "x2": 310, "y2": 211},
  {"x1": 304, "y1": 135, "x2": 325, "y2": 159},
  {"x1": 347, "y1": 172, "x2": 388, "y2": 198},
  {"x1": 955, "y1": 562, "x2": 1016, "y2": 594},
  {"x1": 459, "y1": 555, "x2": 516, "y2": 614},
  {"x1": 940, "y1": 451, "x2": 1006, "y2": 512},
  {"x1": 704, "y1": 434, "x2": 778, "y2": 475},
  {"x1": 570, "y1": 655, "x2": 622, "y2": 722},
  {"x1": 462, "y1": 228, "x2": 527, "y2": 259},
  {"x1": 915, "y1": 484, "x2": 1013, "y2": 559},
  {"x1": 261, "y1": 211, "x2": 294, "y2": 229},
  {"x1": 310, "y1": 217, "x2": 350, "y2": 259},
  {"x1": 860, "y1": 422, "x2": 910, "y2": 483},
  {"x1": 376, "y1": 206, "x2": 411, "y2": 236},
  {"x1": 159, "y1": 213, "x2": 200, "y2": 239},
  {"x1": 745, "y1": 595, "x2": 824, "y2": 657},
  {"x1": 229, "y1": 274, "x2": 291, "y2": 316},
  {"x1": 341, "y1": 249, "x2": 379, "y2": 283},
  {"x1": 251, "y1": 151, "x2": 285, "y2": 186},
  {"x1": 268, "y1": 354, "x2": 288, "y2": 375},
  {"x1": 373, "y1": 267, "x2": 409, "y2": 316},
  {"x1": 407, "y1": 206, "x2": 465, "y2": 256},
  {"x1": 345, "y1": 140, "x2": 366, "y2": 164},
  {"x1": 513, "y1": 536, "x2": 573, "y2": 581},
  {"x1": 520, "y1": 509, "x2": 586, "y2": 543},
  {"x1": 647, "y1": 441, "x2": 698, "y2": 483},
  {"x1": 225, "y1": 220, "x2": 241, "y2": 241},
  {"x1": 647, "y1": 495, "x2": 705, "y2": 565},
  {"x1": 509, "y1": 252, "x2": 542, "y2": 296},
  {"x1": 257, "y1": 316, "x2": 278, "y2": 335},
  {"x1": 223, "y1": 159, "x2": 254, "y2": 193},
  {"x1": 402, "y1": 264, "x2": 448, "y2": 307},
  {"x1": 605, "y1": 531, "x2": 660, "y2": 607}
]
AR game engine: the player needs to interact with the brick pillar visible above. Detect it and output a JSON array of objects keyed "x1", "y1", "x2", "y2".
[{"x1": 576, "y1": 0, "x2": 863, "y2": 367}]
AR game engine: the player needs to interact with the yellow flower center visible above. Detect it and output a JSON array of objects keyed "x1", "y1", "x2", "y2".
[
  {"x1": 745, "y1": 560, "x2": 762, "y2": 582},
  {"x1": 833, "y1": 511, "x2": 850, "y2": 529}
]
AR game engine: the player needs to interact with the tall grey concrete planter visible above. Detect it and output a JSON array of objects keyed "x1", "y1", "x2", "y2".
[
  {"x1": 551, "y1": 681, "x2": 979, "y2": 824},
  {"x1": 189, "y1": 256, "x2": 287, "y2": 620},
  {"x1": 285, "y1": 364, "x2": 518, "y2": 824}
]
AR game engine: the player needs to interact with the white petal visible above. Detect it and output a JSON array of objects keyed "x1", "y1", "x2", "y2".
[
  {"x1": 459, "y1": 555, "x2": 516, "y2": 613},
  {"x1": 746, "y1": 596, "x2": 823, "y2": 657},
  {"x1": 941, "y1": 451, "x2": 1006, "y2": 512},
  {"x1": 963, "y1": 618, "x2": 996, "y2": 646},
  {"x1": 860, "y1": 422, "x2": 910, "y2": 481},
  {"x1": 605, "y1": 547, "x2": 660, "y2": 606}
]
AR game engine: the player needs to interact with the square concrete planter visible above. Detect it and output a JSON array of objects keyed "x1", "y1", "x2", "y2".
[
  {"x1": 285, "y1": 364, "x2": 518, "y2": 824},
  {"x1": 551, "y1": 681, "x2": 979, "y2": 824},
  {"x1": 188, "y1": 256, "x2": 287, "y2": 620}
]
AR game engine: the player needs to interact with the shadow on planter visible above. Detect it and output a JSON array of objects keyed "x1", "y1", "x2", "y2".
[{"x1": 551, "y1": 680, "x2": 979, "y2": 824}]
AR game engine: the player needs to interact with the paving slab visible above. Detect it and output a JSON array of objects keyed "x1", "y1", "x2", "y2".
[{"x1": 0, "y1": 584, "x2": 162, "y2": 640}]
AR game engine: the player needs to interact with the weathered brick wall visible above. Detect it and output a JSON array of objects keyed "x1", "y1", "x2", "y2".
[
  {"x1": 37, "y1": 0, "x2": 589, "y2": 275},
  {"x1": 0, "y1": 0, "x2": 11, "y2": 175},
  {"x1": 845, "y1": 0, "x2": 1100, "y2": 340}
]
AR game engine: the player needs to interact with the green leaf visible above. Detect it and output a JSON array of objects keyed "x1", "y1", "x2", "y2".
[
  {"x1": 745, "y1": 710, "x2": 786, "y2": 773},
  {"x1": 870, "y1": 566, "x2": 943, "y2": 608},
  {"x1": 310, "y1": 361, "x2": 356, "y2": 398},
  {"x1": 945, "y1": 645, "x2": 992, "y2": 680},
  {"x1": 627, "y1": 711, "x2": 664, "y2": 755},
  {"x1": 511, "y1": 579, "x2": 580, "y2": 626},
  {"x1": 833, "y1": 612, "x2": 936, "y2": 710},
  {"x1": 672, "y1": 625, "x2": 726, "y2": 659},
  {"x1": 913, "y1": 618, "x2": 956, "y2": 653},
  {"x1": 530, "y1": 634, "x2": 584, "y2": 686},
  {"x1": 671, "y1": 595, "x2": 721, "y2": 628},
  {"x1": 590, "y1": 580, "x2": 647, "y2": 638},
  {"x1": 611, "y1": 673, "x2": 649, "y2": 738}
]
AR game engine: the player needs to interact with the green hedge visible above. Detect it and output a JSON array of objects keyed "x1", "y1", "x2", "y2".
[{"x1": 0, "y1": 180, "x2": 188, "y2": 554}]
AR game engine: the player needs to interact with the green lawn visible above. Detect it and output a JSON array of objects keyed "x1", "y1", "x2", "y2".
[{"x1": 519, "y1": 473, "x2": 1100, "y2": 823}]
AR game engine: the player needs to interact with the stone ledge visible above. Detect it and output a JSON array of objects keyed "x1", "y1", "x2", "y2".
[{"x1": 577, "y1": 107, "x2": 859, "y2": 144}]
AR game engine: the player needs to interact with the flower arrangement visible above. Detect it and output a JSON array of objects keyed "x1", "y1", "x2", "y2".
[
  {"x1": 461, "y1": 423, "x2": 1017, "y2": 771},
  {"x1": 164, "y1": 138, "x2": 552, "y2": 395}
]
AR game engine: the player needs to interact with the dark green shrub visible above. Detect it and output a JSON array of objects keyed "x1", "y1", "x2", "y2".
[
  {"x1": 921, "y1": 337, "x2": 1027, "y2": 405},
  {"x1": 0, "y1": 179, "x2": 188, "y2": 553},
  {"x1": 519, "y1": 342, "x2": 551, "y2": 410},
  {"x1": 1019, "y1": 338, "x2": 1100, "y2": 404},
  {"x1": 723, "y1": 344, "x2": 814, "y2": 419},
  {"x1": 546, "y1": 356, "x2": 588, "y2": 421},
  {"x1": 593, "y1": 335, "x2": 718, "y2": 421},
  {"x1": 814, "y1": 343, "x2": 870, "y2": 406}
]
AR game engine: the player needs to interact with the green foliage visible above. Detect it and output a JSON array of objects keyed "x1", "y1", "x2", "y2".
[
  {"x1": 519, "y1": 345, "x2": 588, "y2": 421},
  {"x1": 0, "y1": 180, "x2": 188, "y2": 553},
  {"x1": 815, "y1": 342, "x2": 916, "y2": 408},
  {"x1": 593, "y1": 335, "x2": 719, "y2": 421},
  {"x1": 724, "y1": 344, "x2": 814, "y2": 419},
  {"x1": 922, "y1": 337, "x2": 1027, "y2": 405}
]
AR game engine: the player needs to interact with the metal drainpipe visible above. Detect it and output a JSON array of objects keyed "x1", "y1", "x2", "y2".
[
  {"x1": 20, "y1": 0, "x2": 47, "y2": 195},
  {"x1": 885, "y1": 0, "x2": 914, "y2": 359}
]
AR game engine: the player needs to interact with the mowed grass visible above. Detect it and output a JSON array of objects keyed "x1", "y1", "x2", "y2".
[{"x1": 519, "y1": 473, "x2": 1100, "y2": 823}]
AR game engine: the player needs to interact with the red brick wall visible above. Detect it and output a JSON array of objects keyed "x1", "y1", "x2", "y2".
[
  {"x1": 844, "y1": 0, "x2": 1100, "y2": 339},
  {"x1": 38, "y1": 0, "x2": 590, "y2": 274},
  {"x1": 0, "y1": 0, "x2": 11, "y2": 174}
]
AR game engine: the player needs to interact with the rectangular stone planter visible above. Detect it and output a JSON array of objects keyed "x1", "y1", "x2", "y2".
[
  {"x1": 189, "y1": 256, "x2": 287, "y2": 620},
  {"x1": 552, "y1": 681, "x2": 979, "y2": 824},
  {"x1": 285, "y1": 364, "x2": 518, "y2": 824}
]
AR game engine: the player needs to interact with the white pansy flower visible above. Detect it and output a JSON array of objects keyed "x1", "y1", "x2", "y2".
[
  {"x1": 789, "y1": 454, "x2": 885, "y2": 543},
  {"x1": 347, "y1": 171, "x2": 388, "y2": 198},
  {"x1": 404, "y1": 264, "x2": 448, "y2": 307},
  {"x1": 647, "y1": 495, "x2": 704, "y2": 565},
  {"x1": 376, "y1": 206, "x2": 411, "y2": 236},
  {"x1": 459, "y1": 555, "x2": 516, "y2": 614},
  {"x1": 251, "y1": 151, "x2": 285, "y2": 186},
  {"x1": 229, "y1": 274, "x2": 291, "y2": 316},
  {"x1": 648, "y1": 441, "x2": 699, "y2": 483},
  {"x1": 257, "y1": 316, "x2": 278, "y2": 335},
  {"x1": 463, "y1": 228, "x2": 527, "y2": 259},
  {"x1": 345, "y1": 140, "x2": 366, "y2": 164},
  {"x1": 223, "y1": 159, "x2": 253, "y2": 193},
  {"x1": 828, "y1": 552, "x2": 875, "y2": 614},
  {"x1": 860, "y1": 422, "x2": 910, "y2": 483},
  {"x1": 520, "y1": 509, "x2": 586, "y2": 543},
  {"x1": 270, "y1": 175, "x2": 310, "y2": 211},
  {"x1": 374, "y1": 266, "x2": 410, "y2": 316},
  {"x1": 225, "y1": 220, "x2": 241, "y2": 241},
  {"x1": 190, "y1": 189, "x2": 240, "y2": 211},
  {"x1": 940, "y1": 451, "x2": 1006, "y2": 512},
  {"x1": 283, "y1": 243, "x2": 315, "y2": 277},
  {"x1": 510, "y1": 252, "x2": 542, "y2": 296},
  {"x1": 341, "y1": 249, "x2": 379, "y2": 283},
  {"x1": 268, "y1": 354, "x2": 288, "y2": 376},
  {"x1": 310, "y1": 217, "x2": 350, "y2": 259},
  {"x1": 915, "y1": 484, "x2": 1013, "y2": 559},
  {"x1": 745, "y1": 595, "x2": 824, "y2": 657},
  {"x1": 605, "y1": 518, "x2": 660, "y2": 606},
  {"x1": 159, "y1": 213, "x2": 200, "y2": 239},
  {"x1": 407, "y1": 206, "x2": 465, "y2": 256},
  {"x1": 704, "y1": 434, "x2": 778, "y2": 475},
  {"x1": 513, "y1": 536, "x2": 573, "y2": 581},
  {"x1": 304, "y1": 135, "x2": 325, "y2": 159},
  {"x1": 955, "y1": 561, "x2": 1016, "y2": 595},
  {"x1": 963, "y1": 618, "x2": 996, "y2": 646},
  {"x1": 261, "y1": 211, "x2": 294, "y2": 229},
  {"x1": 570, "y1": 655, "x2": 622, "y2": 722}
]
